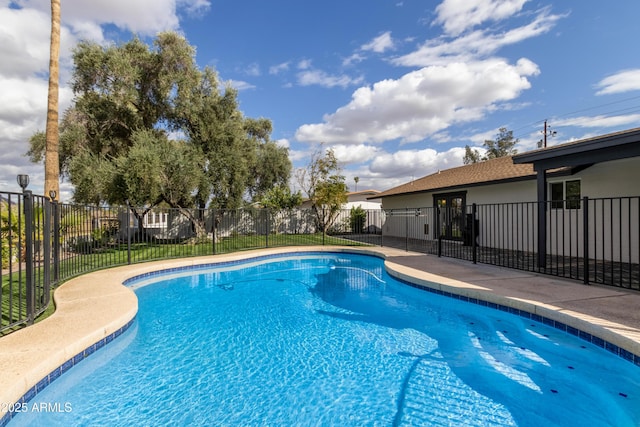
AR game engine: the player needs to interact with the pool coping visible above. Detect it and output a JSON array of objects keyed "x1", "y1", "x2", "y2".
[{"x1": 1, "y1": 245, "x2": 640, "y2": 424}]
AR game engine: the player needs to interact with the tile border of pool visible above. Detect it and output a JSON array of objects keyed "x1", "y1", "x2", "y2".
[
  {"x1": 1, "y1": 246, "x2": 640, "y2": 425},
  {"x1": 0, "y1": 318, "x2": 135, "y2": 426}
]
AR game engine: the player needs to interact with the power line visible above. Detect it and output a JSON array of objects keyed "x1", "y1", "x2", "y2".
[
  {"x1": 512, "y1": 96, "x2": 640, "y2": 142},
  {"x1": 553, "y1": 94, "x2": 640, "y2": 119}
]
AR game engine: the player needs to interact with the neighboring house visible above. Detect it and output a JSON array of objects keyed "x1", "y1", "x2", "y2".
[
  {"x1": 344, "y1": 190, "x2": 382, "y2": 210},
  {"x1": 299, "y1": 190, "x2": 382, "y2": 210},
  {"x1": 373, "y1": 127, "x2": 640, "y2": 264},
  {"x1": 118, "y1": 208, "x2": 193, "y2": 241},
  {"x1": 297, "y1": 190, "x2": 383, "y2": 233}
]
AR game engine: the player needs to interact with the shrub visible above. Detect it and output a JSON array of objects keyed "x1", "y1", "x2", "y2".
[{"x1": 349, "y1": 206, "x2": 366, "y2": 234}]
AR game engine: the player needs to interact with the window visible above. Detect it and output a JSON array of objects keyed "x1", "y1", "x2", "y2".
[
  {"x1": 565, "y1": 180, "x2": 581, "y2": 209},
  {"x1": 550, "y1": 180, "x2": 581, "y2": 209},
  {"x1": 550, "y1": 182, "x2": 564, "y2": 209}
]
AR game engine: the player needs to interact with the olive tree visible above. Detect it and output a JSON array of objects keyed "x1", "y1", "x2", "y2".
[{"x1": 28, "y1": 32, "x2": 292, "y2": 239}]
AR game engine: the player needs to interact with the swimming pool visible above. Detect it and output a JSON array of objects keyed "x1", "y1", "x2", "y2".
[{"x1": 8, "y1": 252, "x2": 640, "y2": 426}]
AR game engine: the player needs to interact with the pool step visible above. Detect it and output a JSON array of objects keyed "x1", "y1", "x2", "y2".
[{"x1": 397, "y1": 359, "x2": 516, "y2": 426}]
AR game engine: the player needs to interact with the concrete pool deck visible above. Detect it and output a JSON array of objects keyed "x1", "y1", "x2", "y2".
[{"x1": 1, "y1": 245, "x2": 640, "y2": 420}]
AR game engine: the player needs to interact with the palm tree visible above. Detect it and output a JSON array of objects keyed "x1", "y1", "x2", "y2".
[
  {"x1": 44, "y1": 0, "x2": 61, "y2": 200},
  {"x1": 354, "y1": 176, "x2": 359, "y2": 192}
]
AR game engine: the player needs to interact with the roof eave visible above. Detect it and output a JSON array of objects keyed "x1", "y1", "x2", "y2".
[
  {"x1": 513, "y1": 127, "x2": 640, "y2": 164},
  {"x1": 377, "y1": 174, "x2": 540, "y2": 199}
]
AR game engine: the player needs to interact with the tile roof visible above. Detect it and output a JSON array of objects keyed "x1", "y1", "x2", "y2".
[{"x1": 376, "y1": 156, "x2": 536, "y2": 198}]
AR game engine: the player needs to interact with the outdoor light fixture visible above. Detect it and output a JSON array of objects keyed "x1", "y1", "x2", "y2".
[
  {"x1": 16, "y1": 174, "x2": 29, "y2": 190},
  {"x1": 49, "y1": 190, "x2": 57, "y2": 201}
]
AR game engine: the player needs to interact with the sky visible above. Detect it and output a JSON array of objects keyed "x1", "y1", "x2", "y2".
[{"x1": 1, "y1": 0, "x2": 640, "y2": 201}]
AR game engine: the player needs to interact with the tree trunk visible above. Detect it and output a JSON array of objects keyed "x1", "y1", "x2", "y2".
[
  {"x1": 176, "y1": 207, "x2": 208, "y2": 240},
  {"x1": 45, "y1": 0, "x2": 61, "y2": 199}
]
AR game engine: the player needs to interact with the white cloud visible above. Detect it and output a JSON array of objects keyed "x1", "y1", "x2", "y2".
[
  {"x1": 245, "y1": 63, "x2": 261, "y2": 77},
  {"x1": 295, "y1": 58, "x2": 539, "y2": 144},
  {"x1": 269, "y1": 62, "x2": 290, "y2": 75},
  {"x1": 555, "y1": 114, "x2": 640, "y2": 129},
  {"x1": 394, "y1": 8, "x2": 562, "y2": 67},
  {"x1": 227, "y1": 79, "x2": 255, "y2": 91},
  {"x1": 466, "y1": 128, "x2": 501, "y2": 146},
  {"x1": 369, "y1": 146, "x2": 466, "y2": 179},
  {"x1": 178, "y1": 0, "x2": 211, "y2": 16},
  {"x1": 0, "y1": 7, "x2": 77, "y2": 77},
  {"x1": 361, "y1": 31, "x2": 395, "y2": 53},
  {"x1": 294, "y1": 3, "x2": 562, "y2": 153},
  {"x1": 273, "y1": 138, "x2": 290, "y2": 151},
  {"x1": 434, "y1": 0, "x2": 529, "y2": 36},
  {"x1": 296, "y1": 69, "x2": 364, "y2": 89},
  {"x1": 16, "y1": 0, "x2": 210, "y2": 37},
  {"x1": 329, "y1": 144, "x2": 379, "y2": 164},
  {"x1": 595, "y1": 69, "x2": 640, "y2": 95},
  {"x1": 342, "y1": 53, "x2": 366, "y2": 67},
  {"x1": 297, "y1": 59, "x2": 312, "y2": 70},
  {"x1": 331, "y1": 145, "x2": 471, "y2": 192}
]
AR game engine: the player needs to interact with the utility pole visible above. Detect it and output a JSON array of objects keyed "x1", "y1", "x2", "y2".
[{"x1": 538, "y1": 120, "x2": 557, "y2": 148}]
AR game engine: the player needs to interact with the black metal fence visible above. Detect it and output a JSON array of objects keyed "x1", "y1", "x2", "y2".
[
  {"x1": 378, "y1": 197, "x2": 640, "y2": 290},
  {"x1": 1, "y1": 191, "x2": 52, "y2": 333},
  {"x1": 2, "y1": 190, "x2": 638, "y2": 334}
]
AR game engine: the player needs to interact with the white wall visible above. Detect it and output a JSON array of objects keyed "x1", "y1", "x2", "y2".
[
  {"x1": 378, "y1": 158, "x2": 640, "y2": 263},
  {"x1": 573, "y1": 157, "x2": 640, "y2": 198}
]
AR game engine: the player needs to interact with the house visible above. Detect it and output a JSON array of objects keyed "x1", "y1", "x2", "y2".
[
  {"x1": 513, "y1": 127, "x2": 640, "y2": 266},
  {"x1": 373, "y1": 127, "x2": 640, "y2": 267},
  {"x1": 344, "y1": 190, "x2": 382, "y2": 210},
  {"x1": 297, "y1": 190, "x2": 383, "y2": 234},
  {"x1": 374, "y1": 155, "x2": 545, "y2": 243},
  {"x1": 300, "y1": 190, "x2": 382, "y2": 210}
]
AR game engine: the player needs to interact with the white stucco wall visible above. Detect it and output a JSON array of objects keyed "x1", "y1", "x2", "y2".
[
  {"x1": 377, "y1": 157, "x2": 640, "y2": 263},
  {"x1": 344, "y1": 201, "x2": 382, "y2": 210},
  {"x1": 554, "y1": 157, "x2": 640, "y2": 199}
]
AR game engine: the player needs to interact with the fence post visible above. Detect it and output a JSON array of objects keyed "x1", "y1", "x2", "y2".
[
  {"x1": 405, "y1": 208, "x2": 409, "y2": 252},
  {"x1": 582, "y1": 196, "x2": 589, "y2": 284},
  {"x1": 126, "y1": 201, "x2": 132, "y2": 265},
  {"x1": 52, "y1": 199, "x2": 60, "y2": 281},
  {"x1": 265, "y1": 209, "x2": 270, "y2": 248},
  {"x1": 42, "y1": 198, "x2": 52, "y2": 305},
  {"x1": 472, "y1": 203, "x2": 477, "y2": 264},
  {"x1": 380, "y1": 210, "x2": 384, "y2": 248},
  {"x1": 322, "y1": 208, "x2": 326, "y2": 245},
  {"x1": 212, "y1": 209, "x2": 217, "y2": 255},
  {"x1": 436, "y1": 206, "x2": 442, "y2": 257},
  {"x1": 23, "y1": 189, "x2": 35, "y2": 324}
]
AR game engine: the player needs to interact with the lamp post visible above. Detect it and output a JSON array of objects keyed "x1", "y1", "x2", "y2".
[
  {"x1": 16, "y1": 174, "x2": 35, "y2": 323},
  {"x1": 17, "y1": 174, "x2": 30, "y2": 191}
]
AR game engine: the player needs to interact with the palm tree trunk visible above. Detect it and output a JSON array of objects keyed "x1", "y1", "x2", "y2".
[{"x1": 44, "y1": 0, "x2": 61, "y2": 200}]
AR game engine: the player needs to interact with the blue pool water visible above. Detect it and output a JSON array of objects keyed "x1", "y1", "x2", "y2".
[{"x1": 10, "y1": 252, "x2": 640, "y2": 426}]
